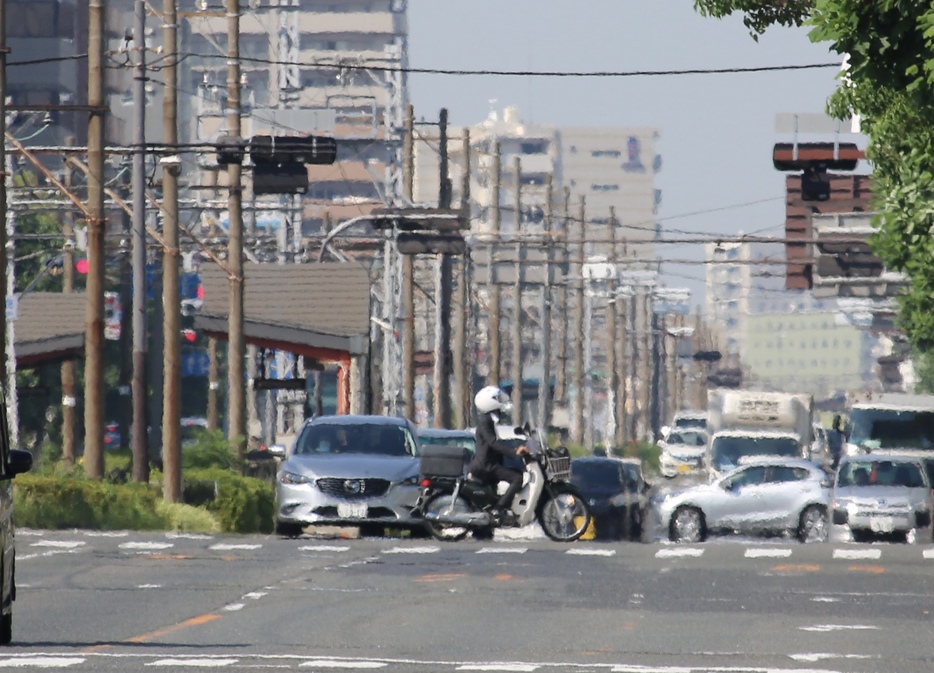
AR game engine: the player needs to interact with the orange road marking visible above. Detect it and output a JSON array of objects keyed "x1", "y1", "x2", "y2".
[
  {"x1": 414, "y1": 573, "x2": 467, "y2": 583},
  {"x1": 848, "y1": 564, "x2": 886, "y2": 574},
  {"x1": 140, "y1": 554, "x2": 192, "y2": 560},
  {"x1": 772, "y1": 563, "x2": 821, "y2": 572},
  {"x1": 81, "y1": 614, "x2": 222, "y2": 654}
]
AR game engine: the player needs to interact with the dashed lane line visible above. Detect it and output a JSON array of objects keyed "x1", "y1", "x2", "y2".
[
  {"x1": 566, "y1": 548, "x2": 616, "y2": 556},
  {"x1": 833, "y1": 548, "x2": 881, "y2": 560},
  {"x1": 147, "y1": 658, "x2": 238, "y2": 667},
  {"x1": 655, "y1": 547, "x2": 704, "y2": 558},
  {"x1": 0, "y1": 656, "x2": 86, "y2": 668},
  {"x1": 476, "y1": 547, "x2": 527, "y2": 554},
  {"x1": 744, "y1": 548, "x2": 792, "y2": 558},
  {"x1": 208, "y1": 543, "x2": 262, "y2": 551},
  {"x1": 119, "y1": 541, "x2": 174, "y2": 551},
  {"x1": 298, "y1": 545, "x2": 351, "y2": 552},
  {"x1": 381, "y1": 546, "x2": 440, "y2": 554}
]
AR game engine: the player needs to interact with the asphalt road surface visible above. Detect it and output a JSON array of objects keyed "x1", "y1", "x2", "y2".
[{"x1": 4, "y1": 527, "x2": 934, "y2": 672}]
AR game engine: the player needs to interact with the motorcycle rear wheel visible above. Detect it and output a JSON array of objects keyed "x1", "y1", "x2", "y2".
[
  {"x1": 423, "y1": 493, "x2": 471, "y2": 542},
  {"x1": 537, "y1": 488, "x2": 591, "y2": 542}
]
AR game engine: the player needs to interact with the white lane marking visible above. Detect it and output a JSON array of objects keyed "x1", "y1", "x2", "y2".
[
  {"x1": 30, "y1": 541, "x2": 85, "y2": 549},
  {"x1": 119, "y1": 542, "x2": 174, "y2": 551},
  {"x1": 299, "y1": 545, "x2": 350, "y2": 552},
  {"x1": 166, "y1": 533, "x2": 214, "y2": 540},
  {"x1": 84, "y1": 531, "x2": 130, "y2": 538},
  {"x1": 16, "y1": 530, "x2": 45, "y2": 537},
  {"x1": 566, "y1": 548, "x2": 616, "y2": 557},
  {"x1": 745, "y1": 548, "x2": 792, "y2": 558},
  {"x1": 137, "y1": 584, "x2": 161, "y2": 589},
  {"x1": 477, "y1": 547, "x2": 527, "y2": 554},
  {"x1": 209, "y1": 543, "x2": 262, "y2": 551},
  {"x1": 223, "y1": 604, "x2": 245, "y2": 612},
  {"x1": 456, "y1": 666, "x2": 538, "y2": 672},
  {"x1": 381, "y1": 546, "x2": 440, "y2": 554},
  {"x1": 800, "y1": 624, "x2": 879, "y2": 632},
  {"x1": 790, "y1": 653, "x2": 873, "y2": 662},
  {"x1": 923, "y1": 548, "x2": 934, "y2": 559},
  {"x1": 0, "y1": 657, "x2": 85, "y2": 667},
  {"x1": 655, "y1": 547, "x2": 704, "y2": 558},
  {"x1": 148, "y1": 658, "x2": 238, "y2": 667},
  {"x1": 811, "y1": 596, "x2": 839, "y2": 603},
  {"x1": 833, "y1": 548, "x2": 881, "y2": 560},
  {"x1": 299, "y1": 662, "x2": 387, "y2": 669},
  {"x1": 242, "y1": 591, "x2": 267, "y2": 600},
  {"x1": 17, "y1": 550, "x2": 81, "y2": 561}
]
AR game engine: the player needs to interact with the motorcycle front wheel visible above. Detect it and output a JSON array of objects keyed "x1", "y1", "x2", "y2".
[
  {"x1": 422, "y1": 493, "x2": 471, "y2": 542},
  {"x1": 537, "y1": 487, "x2": 591, "y2": 542}
]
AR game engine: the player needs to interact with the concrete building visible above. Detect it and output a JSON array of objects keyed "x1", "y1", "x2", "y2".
[{"x1": 704, "y1": 241, "x2": 751, "y2": 358}]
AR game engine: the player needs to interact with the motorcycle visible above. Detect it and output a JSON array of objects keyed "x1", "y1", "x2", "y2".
[{"x1": 413, "y1": 424, "x2": 592, "y2": 542}]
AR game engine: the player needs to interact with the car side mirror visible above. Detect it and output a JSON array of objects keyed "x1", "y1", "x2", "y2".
[
  {"x1": 8, "y1": 449, "x2": 32, "y2": 478},
  {"x1": 267, "y1": 444, "x2": 287, "y2": 459}
]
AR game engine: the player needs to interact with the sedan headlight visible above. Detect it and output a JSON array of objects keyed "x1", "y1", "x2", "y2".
[{"x1": 279, "y1": 471, "x2": 312, "y2": 485}]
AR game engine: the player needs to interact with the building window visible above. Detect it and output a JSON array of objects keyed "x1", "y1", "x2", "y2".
[
  {"x1": 591, "y1": 149, "x2": 621, "y2": 158},
  {"x1": 591, "y1": 184, "x2": 619, "y2": 192},
  {"x1": 520, "y1": 141, "x2": 548, "y2": 154}
]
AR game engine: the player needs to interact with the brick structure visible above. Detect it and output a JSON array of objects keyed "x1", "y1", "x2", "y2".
[{"x1": 784, "y1": 174, "x2": 874, "y2": 290}]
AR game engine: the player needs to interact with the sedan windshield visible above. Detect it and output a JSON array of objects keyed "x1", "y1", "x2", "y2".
[
  {"x1": 848, "y1": 409, "x2": 934, "y2": 451},
  {"x1": 710, "y1": 436, "x2": 799, "y2": 472},
  {"x1": 294, "y1": 424, "x2": 417, "y2": 457}
]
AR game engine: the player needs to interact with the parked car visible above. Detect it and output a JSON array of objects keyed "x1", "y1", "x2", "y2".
[
  {"x1": 181, "y1": 416, "x2": 209, "y2": 448},
  {"x1": 103, "y1": 422, "x2": 121, "y2": 450},
  {"x1": 658, "y1": 428, "x2": 708, "y2": 479},
  {"x1": 269, "y1": 415, "x2": 422, "y2": 538},
  {"x1": 570, "y1": 456, "x2": 648, "y2": 541},
  {"x1": 831, "y1": 453, "x2": 933, "y2": 543},
  {"x1": 655, "y1": 457, "x2": 831, "y2": 543}
]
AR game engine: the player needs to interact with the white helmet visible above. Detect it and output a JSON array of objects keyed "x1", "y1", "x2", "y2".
[{"x1": 474, "y1": 385, "x2": 512, "y2": 415}]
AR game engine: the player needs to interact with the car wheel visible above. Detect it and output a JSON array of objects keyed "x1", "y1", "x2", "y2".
[
  {"x1": 669, "y1": 506, "x2": 705, "y2": 543},
  {"x1": 275, "y1": 521, "x2": 304, "y2": 538},
  {"x1": 798, "y1": 505, "x2": 828, "y2": 543}
]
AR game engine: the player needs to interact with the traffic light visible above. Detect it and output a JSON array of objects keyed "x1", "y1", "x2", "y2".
[{"x1": 248, "y1": 135, "x2": 337, "y2": 196}]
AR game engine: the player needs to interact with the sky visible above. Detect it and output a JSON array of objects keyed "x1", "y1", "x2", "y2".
[{"x1": 405, "y1": 0, "x2": 857, "y2": 307}]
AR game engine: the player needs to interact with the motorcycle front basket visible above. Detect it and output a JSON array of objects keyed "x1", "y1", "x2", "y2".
[{"x1": 544, "y1": 447, "x2": 571, "y2": 482}]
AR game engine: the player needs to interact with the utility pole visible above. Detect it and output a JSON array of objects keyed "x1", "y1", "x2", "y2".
[
  {"x1": 162, "y1": 0, "x2": 180, "y2": 499},
  {"x1": 538, "y1": 174, "x2": 553, "y2": 431},
  {"x1": 606, "y1": 207, "x2": 619, "y2": 450},
  {"x1": 487, "y1": 142, "x2": 501, "y2": 387},
  {"x1": 452, "y1": 130, "x2": 470, "y2": 428},
  {"x1": 61, "y1": 137, "x2": 77, "y2": 465},
  {"x1": 84, "y1": 0, "x2": 106, "y2": 479},
  {"x1": 571, "y1": 196, "x2": 586, "y2": 447},
  {"x1": 432, "y1": 108, "x2": 452, "y2": 428},
  {"x1": 555, "y1": 187, "x2": 570, "y2": 407},
  {"x1": 510, "y1": 156, "x2": 522, "y2": 417},
  {"x1": 226, "y1": 0, "x2": 246, "y2": 458},
  {"x1": 207, "y1": 337, "x2": 219, "y2": 429},
  {"x1": 401, "y1": 104, "x2": 415, "y2": 421},
  {"x1": 130, "y1": 0, "x2": 150, "y2": 482},
  {"x1": 640, "y1": 286, "x2": 653, "y2": 442},
  {"x1": 0, "y1": 0, "x2": 7, "y2": 394}
]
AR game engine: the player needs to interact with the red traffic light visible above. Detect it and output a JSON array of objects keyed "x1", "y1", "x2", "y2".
[
  {"x1": 75, "y1": 259, "x2": 89, "y2": 274},
  {"x1": 181, "y1": 329, "x2": 197, "y2": 343}
]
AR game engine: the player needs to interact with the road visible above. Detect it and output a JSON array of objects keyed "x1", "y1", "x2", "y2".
[{"x1": 5, "y1": 527, "x2": 934, "y2": 672}]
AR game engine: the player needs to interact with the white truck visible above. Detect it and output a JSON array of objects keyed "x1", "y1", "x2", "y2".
[
  {"x1": 845, "y1": 392, "x2": 934, "y2": 456},
  {"x1": 706, "y1": 389, "x2": 815, "y2": 478}
]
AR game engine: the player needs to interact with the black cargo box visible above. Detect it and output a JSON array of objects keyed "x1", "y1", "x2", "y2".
[{"x1": 420, "y1": 444, "x2": 467, "y2": 477}]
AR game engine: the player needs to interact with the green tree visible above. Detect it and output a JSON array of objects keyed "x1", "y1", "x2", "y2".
[{"x1": 694, "y1": 1, "x2": 934, "y2": 350}]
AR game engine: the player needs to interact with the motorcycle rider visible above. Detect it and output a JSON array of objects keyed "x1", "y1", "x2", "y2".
[{"x1": 468, "y1": 386, "x2": 530, "y2": 525}]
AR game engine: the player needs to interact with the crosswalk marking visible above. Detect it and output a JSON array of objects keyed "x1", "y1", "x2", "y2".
[
  {"x1": 298, "y1": 661, "x2": 387, "y2": 669},
  {"x1": 209, "y1": 543, "x2": 262, "y2": 551},
  {"x1": 566, "y1": 548, "x2": 616, "y2": 557},
  {"x1": 745, "y1": 548, "x2": 792, "y2": 558},
  {"x1": 119, "y1": 541, "x2": 174, "y2": 551},
  {"x1": 477, "y1": 547, "x2": 527, "y2": 554},
  {"x1": 655, "y1": 547, "x2": 704, "y2": 558},
  {"x1": 0, "y1": 657, "x2": 86, "y2": 667},
  {"x1": 147, "y1": 658, "x2": 238, "y2": 667},
  {"x1": 299, "y1": 545, "x2": 350, "y2": 552},
  {"x1": 382, "y1": 546, "x2": 440, "y2": 554},
  {"x1": 833, "y1": 548, "x2": 881, "y2": 560}
]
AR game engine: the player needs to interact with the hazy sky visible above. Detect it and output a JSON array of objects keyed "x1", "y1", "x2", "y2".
[{"x1": 406, "y1": 0, "x2": 855, "y2": 305}]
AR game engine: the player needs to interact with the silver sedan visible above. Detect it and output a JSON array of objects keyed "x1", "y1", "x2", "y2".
[
  {"x1": 654, "y1": 457, "x2": 831, "y2": 543},
  {"x1": 270, "y1": 415, "x2": 422, "y2": 537}
]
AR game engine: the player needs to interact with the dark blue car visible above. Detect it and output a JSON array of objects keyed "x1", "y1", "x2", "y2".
[{"x1": 570, "y1": 456, "x2": 649, "y2": 541}]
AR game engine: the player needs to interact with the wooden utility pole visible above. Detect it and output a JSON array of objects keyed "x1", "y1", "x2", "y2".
[
  {"x1": 84, "y1": 0, "x2": 106, "y2": 479},
  {"x1": 61, "y1": 137, "x2": 77, "y2": 465},
  {"x1": 606, "y1": 207, "x2": 619, "y2": 450},
  {"x1": 452, "y1": 130, "x2": 470, "y2": 428},
  {"x1": 538, "y1": 174, "x2": 553, "y2": 430},
  {"x1": 226, "y1": 0, "x2": 246, "y2": 457},
  {"x1": 510, "y1": 156, "x2": 523, "y2": 417},
  {"x1": 571, "y1": 196, "x2": 586, "y2": 447},
  {"x1": 432, "y1": 108, "x2": 452, "y2": 428},
  {"x1": 487, "y1": 142, "x2": 501, "y2": 387},
  {"x1": 207, "y1": 337, "x2": 219, "y2": 429},
  {"x1": 162, "y1": 0, "x2": 180, "y2": 499},
  {"x1": 0, "y1": 0, "x2": 7, "y2": 393},
  {"x1": 640, "y1": 286, "x2": 653, "y2": 441},
  {"x1": 401, "y1": 104, "x2": 415, "y2": 421}
]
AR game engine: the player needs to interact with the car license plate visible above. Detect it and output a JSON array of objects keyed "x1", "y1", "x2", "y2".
[
  {"x1": 338, "y1": 503, "x2": 368, "y2": 519},
  {"x1": 677, "y1": 464, "x2": 693, "y2": 474},
  {"x1": 869, "y1": 516, "x2": 895, "y2": 533}
]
